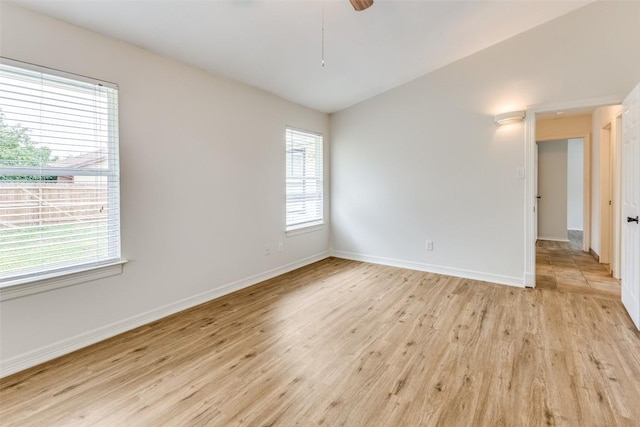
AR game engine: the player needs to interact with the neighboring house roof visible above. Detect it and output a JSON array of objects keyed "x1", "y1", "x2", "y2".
[
  {"x1": 48, "y1": 150, "x2": 106, "y2": 169},
  {"x1": 48, "y1": 150, "x2": 107, "y2": 181}
]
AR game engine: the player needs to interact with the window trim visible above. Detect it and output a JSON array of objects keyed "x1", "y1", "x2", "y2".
[
  {"x1": 285, "y1": 222, "x2": 324, "y2": 237},
  {"x1": 0, "y1": 260, "x2": 127, "y2": 301},
  {"x1": 0, "y1": 57, "x2": 118, "y2": 89},
  {"x1": 0, "y1": 57, "x2": 122, "y2": 288}
]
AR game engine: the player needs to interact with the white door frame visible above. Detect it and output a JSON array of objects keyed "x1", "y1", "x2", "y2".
[
  {"x1": 613, "y1": 114, "x2": 623, "y2": 278},
  {"x1": 523, "y1": 95, "x2": 623, "y2": 287},
  {"x1": 599, "y1": 115, "x2": 624, "y2": 279}
]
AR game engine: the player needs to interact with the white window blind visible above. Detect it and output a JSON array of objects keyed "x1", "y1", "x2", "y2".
[
  {"x1": 286, "y1": 127, "x2": 323, "y2": 231},
  {"x1": 0, "y1": 58, "x2": 121, "y2": 284}
]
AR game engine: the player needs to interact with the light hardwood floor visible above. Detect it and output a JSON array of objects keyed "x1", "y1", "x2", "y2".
[{"x1": 1, "y1": 258, "x2": 640, "y2": 426}]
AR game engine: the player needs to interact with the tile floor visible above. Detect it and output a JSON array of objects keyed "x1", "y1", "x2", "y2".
[{"x1": 536, "y1": 233, "x2": 621, "y2": 300}]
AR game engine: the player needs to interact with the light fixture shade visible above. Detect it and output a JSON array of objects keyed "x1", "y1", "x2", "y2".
[{"x1": 494, "y1": 110, "x2": 525, "y2": 126}]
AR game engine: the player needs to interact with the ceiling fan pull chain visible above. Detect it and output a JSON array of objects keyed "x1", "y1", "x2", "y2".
[{"x1": 321, "y1": 1, "x2": 325, "y2": 67}]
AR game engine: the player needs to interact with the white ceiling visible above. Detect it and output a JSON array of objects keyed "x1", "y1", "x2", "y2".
[{"x1": 16, "y1": 0, "x2": 592, "y2": 113}]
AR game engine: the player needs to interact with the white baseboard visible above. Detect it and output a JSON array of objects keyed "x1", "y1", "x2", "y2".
[
  {"x1": 537, "y1": 236, "x2": 570, "y2": 242},
  {"x1": 331, "y1": 250, "x2": 523, "y2": 288},
  {"x1": 524, "y1": 272, "x2": 536, "y2": 288},
  {"x1": 0, "y1": 251, "x2": 330, "y2": 378},
  {"x1": 567, "y1": 228, "x2": 583, "y2": 232}
]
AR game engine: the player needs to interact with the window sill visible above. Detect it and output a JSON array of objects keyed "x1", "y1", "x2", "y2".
[
  {"x1": 0, "y1": 260, "x2": 127, "y2": 302},
  {"x1": 286, "y1": 223, "x2": 325, "y2": 237}
]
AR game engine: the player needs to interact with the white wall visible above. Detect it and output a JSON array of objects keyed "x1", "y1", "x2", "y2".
[
  {"x1": 538, "y1": 140, "x2": 568, "y2": 241},
  {"x1": 331, "y1": 1, "x2": 640, "y2": 284},
  {"x1": 567, "y1": 138, "x2": 584, "y2": 231},
  {"x1": 0, "y1": 4, "x2": 330, "y2": 375}
]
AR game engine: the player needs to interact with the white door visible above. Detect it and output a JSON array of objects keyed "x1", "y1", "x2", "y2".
[{"x1": 621, "y1": 83, "x2": 640, "y2": 330}]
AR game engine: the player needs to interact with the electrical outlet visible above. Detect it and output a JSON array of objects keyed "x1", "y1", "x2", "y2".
[
  {"x1": 265, "y1": 245, "x2": 271, "y2": 255},
  {"x1": 278, "y1": 242, "x2": 284, "y2": 253},
  {"x1": 425, "y1": 240, "x2": 434, "y2": 251}
]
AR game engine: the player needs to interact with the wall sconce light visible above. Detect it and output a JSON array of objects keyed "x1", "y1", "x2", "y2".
[{"x1": 494, "y1": 110, "x2": 525, "y2": 126}]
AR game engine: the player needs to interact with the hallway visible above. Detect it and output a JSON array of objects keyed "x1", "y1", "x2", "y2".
[{"x1": 536, "y1": 237, "x2": 621, "y2": 300}]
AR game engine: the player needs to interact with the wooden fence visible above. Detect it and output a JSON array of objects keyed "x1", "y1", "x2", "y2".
[{"x1": 0, "y1": 182, "x2": 108, "y2": 229}]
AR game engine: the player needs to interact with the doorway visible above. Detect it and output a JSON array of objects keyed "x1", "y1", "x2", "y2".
[
  {"x1": 536, "y1": 138, "x2": 585, "y2": 247},
  {"x1": 523, "y1": 95, "x2": 623, "y2": 289},
  {"x1": 601, "y1": 124, "x2": 613, "y2": 267},
  {"x1": 600, "y1": 117, "x2": 623, "y2": 279},
  {"x1": 533, "y1": 111, "x2": 621, "y2": 298}
]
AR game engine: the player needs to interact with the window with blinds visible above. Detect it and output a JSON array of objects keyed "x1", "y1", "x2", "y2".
[
  {"x1": 286, "y1": 127, "x2": 323, "y2": 231},
  {"x1": 0, "y1": 58, "x2": 121, "y2": 284}
]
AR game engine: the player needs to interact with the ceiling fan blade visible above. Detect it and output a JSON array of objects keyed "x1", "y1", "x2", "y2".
[{"x1": 349, "y1": 0, "x2": 373, "y2": 11}]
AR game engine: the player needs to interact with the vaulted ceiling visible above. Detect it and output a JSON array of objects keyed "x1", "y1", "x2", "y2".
[{"x1": 17, "y1": 0, "x2": 592, "y2": 113}]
